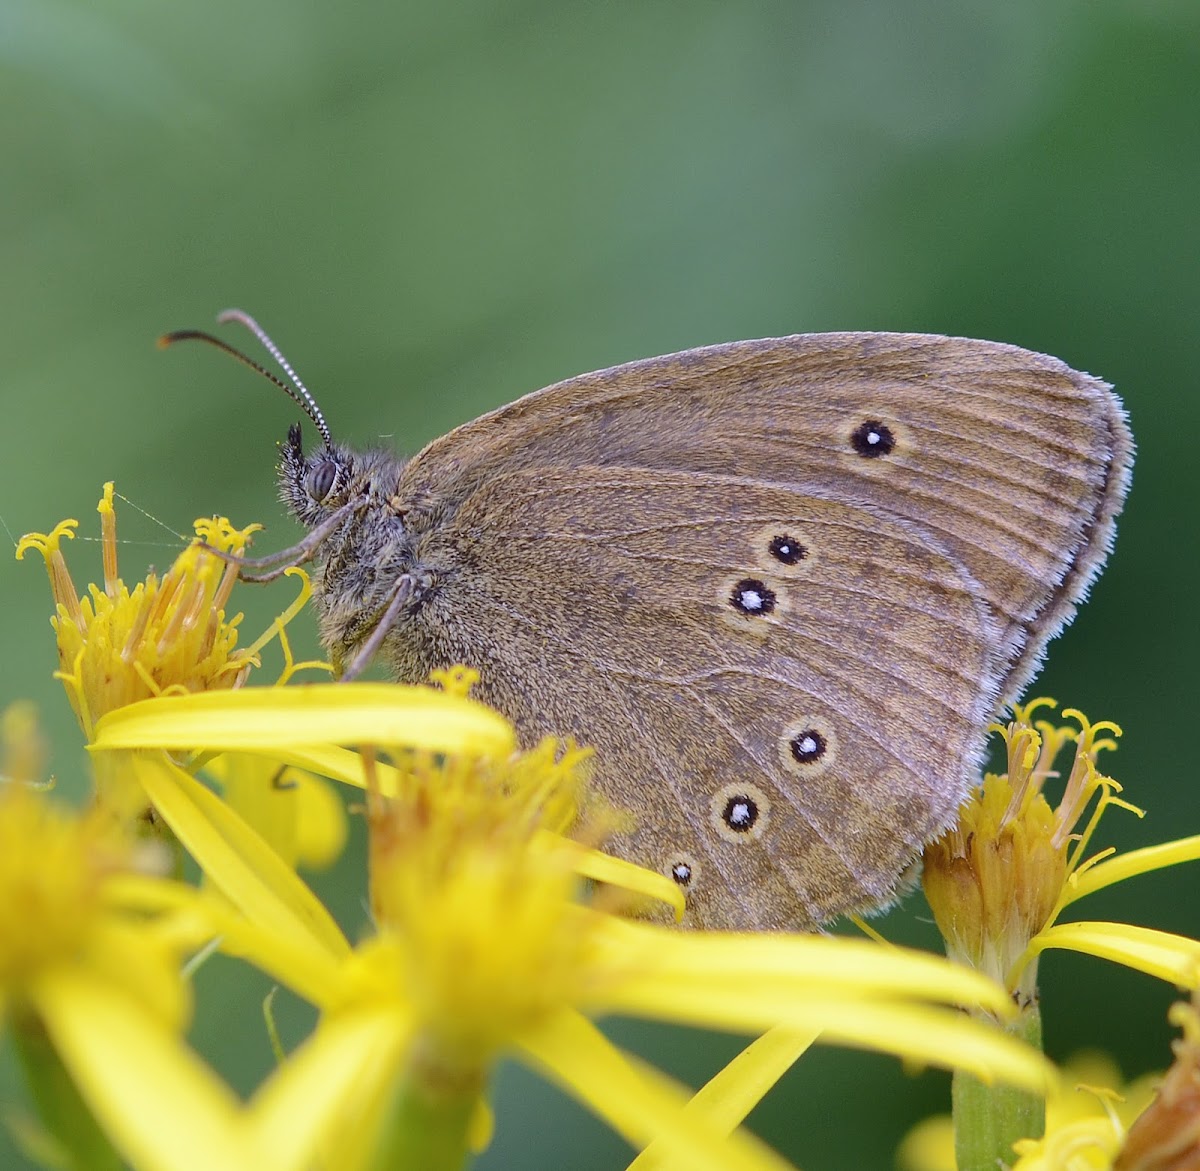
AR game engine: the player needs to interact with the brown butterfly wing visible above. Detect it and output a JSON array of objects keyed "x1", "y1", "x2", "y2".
[
  {"x1": 401, "y1": 466, "x2": 997, "y2": 929},
  {"x1": 391, "y1": 333, "x2": 1132, "y2": 929}
]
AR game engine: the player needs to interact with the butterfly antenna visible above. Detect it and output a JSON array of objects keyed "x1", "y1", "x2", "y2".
[
  {"x1": 217, "y1": 309, "x2": 333, "y2": 448},
  {"x1": 158, "y1": 311, "x2": 334, "y2": 449}
]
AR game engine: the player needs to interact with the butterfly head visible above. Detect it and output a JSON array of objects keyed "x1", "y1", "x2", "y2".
[
  {"x1": 277, "y1": 422, "x2": 410, "y2": 530},
  {"x1": 275, "y1": 416, "x2": 425, "y2": 677},
  {"x1": 278, "y1": 422, "x2": 354, "y2": 525},
  {"x1": 161, "y1": 310, "x2": 429, "y2": 676}
]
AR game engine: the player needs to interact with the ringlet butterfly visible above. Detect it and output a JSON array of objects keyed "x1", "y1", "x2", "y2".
[{"x1": 164, "y1": 312, "x2": 1133, "y2": 931}]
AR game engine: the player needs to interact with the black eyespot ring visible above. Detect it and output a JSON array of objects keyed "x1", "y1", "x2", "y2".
[
  {"x1": 721, "y1": 794, "x2": 759, "y2": 833},
  {"x1": 779, "y1": 719, "x2": 837, "y2": 778},
  {"x1": 768, "y1": 535, "x2": 806, "y2": 565},
  {"x1": 670, "y1": 862, "x2": 693, "y2": 886},
  {"x1": 789, "y1": 729, "x2": 827, "y2": 764},
  {"x1": 306, "y1": 460, "x2": 338, "y2": 502},
  {"x1": 850, "y1": 420, "x2": 895, "y2": 458},
  {"x1": 729, "y1": 578, "x2": 777, "y2": 616},
  {"x1": 710, "y1": 782, "x2": 770, "y2": 842}
]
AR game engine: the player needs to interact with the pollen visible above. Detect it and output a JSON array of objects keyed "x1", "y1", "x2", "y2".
[{"x1": 17, "y1": 484, "x2": 264, "y2": 740}]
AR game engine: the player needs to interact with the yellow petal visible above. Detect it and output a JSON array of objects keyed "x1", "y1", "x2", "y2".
[
  {"x1": 90, "y1": 684, "x2": 515, "y2": 757},
  {"x1": 520, "y1": 1010, "x2": 798, "y2": 1171},
  {"x1": 628, "y1": 1027, "x2": 820, "y2": 1171},
  {"x1": 555, "y1": 838, "x2": 686, "y2": 919},
  {"x1": 1064, "y1": 833, "x2": 1200, "y2": 905},
  {"x1": 84, "y1": 920, "x2": 192, "y2": 1032},
  {"x1": 31, "y1": 969, "x2": 255, "y2": 1171},
  {"x1": 204, "y1": 754, "x2": 349, "y2": 872},
  {"x1": 101, "y1": 872, "x2": 223, "y2": 918},
  {"x1": 291, "y1": 771, "x2": 349, "y2": 869},
  {"x1": 103, "y1": 872, "x2": 343, "y2": 1008},
  {"x1": 132, "y1": 753, "x2": 349, "y2": 961},
  {"x1": 1010, "y1": 1117, "x2": 1121, "y2": 1170},
  {"x1": 595, "y1": 922, "x2": 1016, "y2": 1015},
  {"x1": 579, "y1": 925, "x2": 1050, "y2": 1088},
  {"x1": 895, "y1": 1114, "x2": 956, "y2": 1171},
  {"x1": 614, "y1": 986, "x2": 1052, "y2": 1090},
  {"x1": 1027, "y1": 920, "x2": 1200, "y2": 986},
  {"x1": 249, "y1": 1008, "x2": 411, "y2": 1171}
]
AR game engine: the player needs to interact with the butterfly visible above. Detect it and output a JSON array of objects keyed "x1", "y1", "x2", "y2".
[{"x1": 166, "y1": 313, "x2": 1132, "y2": 930}]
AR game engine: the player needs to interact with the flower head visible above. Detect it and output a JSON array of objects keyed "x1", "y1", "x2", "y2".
[
  {"x1": 0, "y1": 705, "x2": 191, "y2": 1029},
  {"x1": 920, "y1": 701, "x2": 1200, "y2": 1171},
  {"x1": 349, "y1": 731, "x2": 611, "y2": 1071},
  {"x1": 0, "y1": 711, "x2": 286, "y2": 1171},
  {"x1": 923, "y1": 701, "x2": 1131, "y2": 998},
  {"x1": 16, "y1": 483, "x2": 262, "y2": 740}
]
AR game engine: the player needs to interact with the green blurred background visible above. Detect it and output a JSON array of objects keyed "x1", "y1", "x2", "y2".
[{"x1": 2, "y1": 2, "x2": 1198, "y2": 1167}]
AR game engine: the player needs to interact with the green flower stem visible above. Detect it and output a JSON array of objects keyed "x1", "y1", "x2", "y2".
[
  {"x1": 11, "y1": 1007, "x2": 125, "y2": 1171},
  {"x1": 366, "y1": 1056, "x2": 483, "y2": 1171},
  {"x1": 139, "y1": 808, "x2": 187, "y2": 881},
  {"x1": 952, "y1": 1002, "x2": 1045, "y2": 1171}
]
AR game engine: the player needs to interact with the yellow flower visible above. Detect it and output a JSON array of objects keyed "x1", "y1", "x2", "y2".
[
  {"x1": 19, "y1": 487, "x2": 511, "y2": 968},
  {"x1": 80, "y1": 682, "x2": 516, "y2": 1007},
  {"x1": 924, "y1": 701, "x2": 1200, "y2": 1000},
  {"x1": 0, "y1": 732, "x2": 182, "y2": 1027},
  {"x1": 920, "y1": 701, "x2": 1200, "y2": 1171},
  {"x1": 897, "y1": 1050, "x2": 1160, "y2": 1171},
  {"x1": 0, "y1": 704, "x2": 260, "y2": 1171},
  {"x1": 104, "y1": 683, "x2": 1053, "y2": 1171},
  {"x1": 0, "y1": 700, "x2": 495, "y2": 1171},
  {"x1": 16, "y1": 483, "x2": 262, "y2": 741}
]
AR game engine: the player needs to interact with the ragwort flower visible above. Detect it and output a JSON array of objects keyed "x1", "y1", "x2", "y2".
[
  {"x1": 924, "y1": 700, "x2": 1200, "y2": 1000},
  {"x1": 16, "y1": 482, "x2": 261, "y2": 741},
  {"x1": 0, "y1": 704, "x2": 248, "y2": 1171},
  {"x1": 18, "y1": 486, "x2": 513, "y2": 959},
  {"x1": 898, "y1": 1049, "x2": 1160, "y2": 1171},
  {"x1": 102, "y1": 676, "x2": 1053, "y2": 1171},
  {"x1": 921, "y1": 700, "x2": 1200, "y2": 1171}
]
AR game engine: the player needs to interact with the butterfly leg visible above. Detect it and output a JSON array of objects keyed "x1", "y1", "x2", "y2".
[
  {"x1": 199, "y1": 500, "x2": 363, "y2": 582},
  {"x1": 338, "y1": 573, "x2": 415, "y2": 681}
]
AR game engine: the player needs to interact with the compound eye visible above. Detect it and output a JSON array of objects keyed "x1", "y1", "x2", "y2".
[{"x1": 305, "y1": 460, "x2": 337, "y2": 502}]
